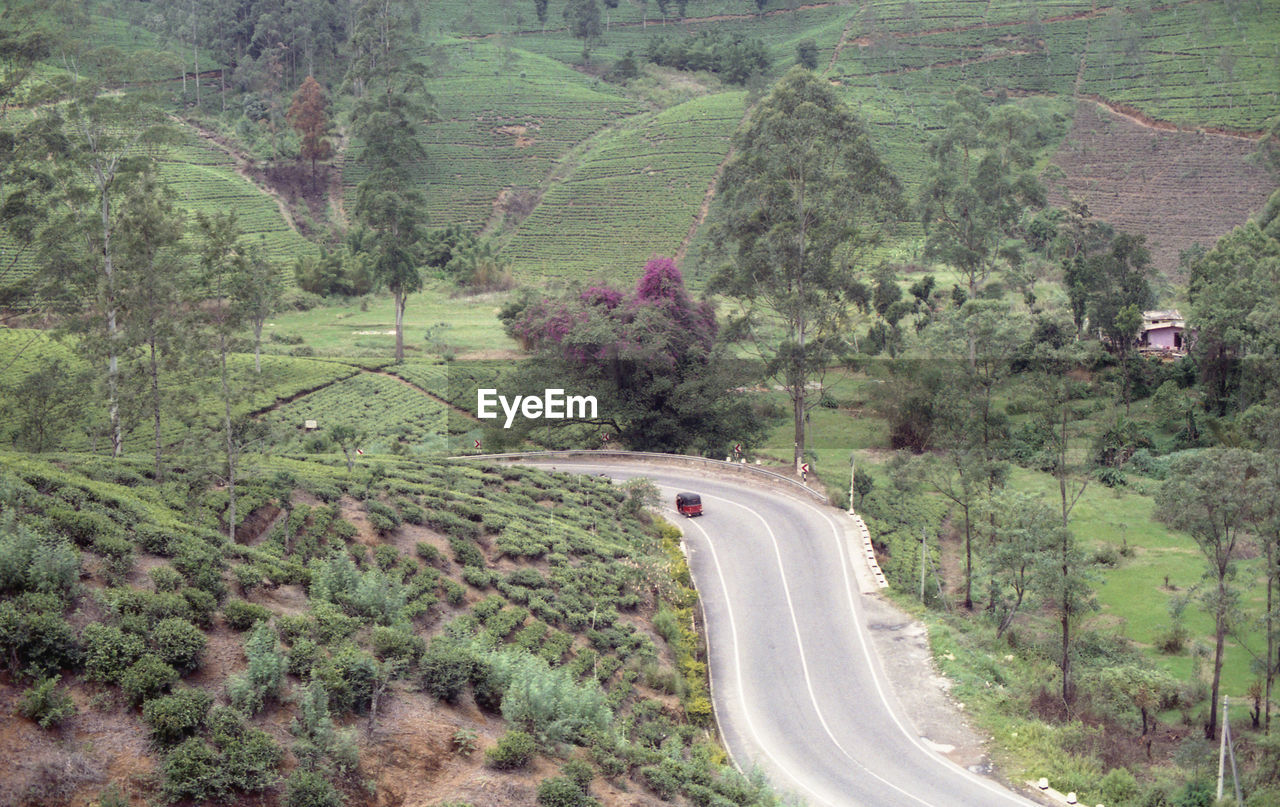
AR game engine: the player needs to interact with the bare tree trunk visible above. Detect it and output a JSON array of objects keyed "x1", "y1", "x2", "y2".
[
  {"x1": 1267, "y1": 540, "x2": 1275, "y2": 734},
  {"x1": 99, "y1": 180, "x2": 123, "y2": 458},
  {"x1": 150, "y1": 337, "x2": 163, "y2": 480},
  {"x1": 221, "y1": 335, "x2": 237, "y2": 544},
  {"x1": 394, "y1": 288, "x2": 406, "y2": 363},
  {"x1": 253, "y1": 320, "x2": 263, "y2": 374},
  {"x1": 1208, "y1": 602, "x2": 1226, "y2": 739}
]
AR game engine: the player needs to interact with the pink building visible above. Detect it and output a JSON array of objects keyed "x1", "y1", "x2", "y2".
[{"x1": 1139, "y1": 310, "x2": 1188, "y2": 354}]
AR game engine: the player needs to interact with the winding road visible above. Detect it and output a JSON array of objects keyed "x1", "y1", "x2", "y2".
[{"x1": 528, "y1": 459, "x2": 1044, "y2": 807}]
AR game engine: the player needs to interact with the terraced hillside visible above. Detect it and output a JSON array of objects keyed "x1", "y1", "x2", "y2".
[
  {"x1": 366, "y1": 0, "x2": 1275, "y2": 284},
  {"x1": 0, "y1": 452, "x2": 765, "y2": 807},
  {"x1": 1049, "y1": 99, "x2": 1276, "y2": 275},
  {"x1": 499, "y1": 91, "x2": 747, "y2": 283}
]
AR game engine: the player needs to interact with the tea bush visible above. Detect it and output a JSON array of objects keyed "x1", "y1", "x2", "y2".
[
  {"x1": 82, "y1": 622, "x2": 145, "y2": 683},
  {"x1": 313, "y1": 643, "x2": 378, "y2": 714},
  {"x1": 160, "y1": 737, "x2": 226, "y2": 803},
  {"x1": 420, "y1": 635, "x2": 477, "y2": 702},
  {"x1": 121, "y1": 654, "x2": 179, "y2": 706},
  {"x1": 223, "y1": 598, "x2": 272, "y2": 631},
  {"x1": 485, "y1": 729, "x2": 537, "y2": 770},
  {"x1": 537, "y1": 775, "x2": 600, "y2": 807},
  {"x1": 149, "y1": 566, "x2": 183, "y2": 593},
  {"x1": 283, "y1": 769, "x2": 343, "y2": 807},
  {"x1": 151, "y1": 618, "x2": 207, "y2": 673},
  {"x1": 142, "y1": 687, "x2": 213, "y2": 745},
  {"x1": 0, "y1": 594, "x2": 80, "y2": 677}
]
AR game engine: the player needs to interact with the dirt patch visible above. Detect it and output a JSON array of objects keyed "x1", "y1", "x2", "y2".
[
  {"x1": 1049, "y1": 99, "x2": 1277, "y2": 278},
  {"x1": 860, "y1": 595, "x2": 1008, "y2": 782},
  {"x1": 0, "y1": 676, "x2": 152, "y2": 807}
]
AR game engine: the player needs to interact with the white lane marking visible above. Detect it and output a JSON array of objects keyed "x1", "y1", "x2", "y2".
[
  {"x1": 803, "y1": 502, "x2": 1041, "y2": 807},
  {"x1": 547, "y1": 463, "x2": 1035, "y2": 805},
  {"x1": 676, "y1": 508, "x2": 841, "y2": 807},
  {"x1": 698, "y1": 491, "x2": 940, "y2": 807}
]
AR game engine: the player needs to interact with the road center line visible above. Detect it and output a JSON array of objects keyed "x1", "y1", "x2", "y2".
[{"x1": 700, "y1": 491, "x2": 940, "y2": 807}]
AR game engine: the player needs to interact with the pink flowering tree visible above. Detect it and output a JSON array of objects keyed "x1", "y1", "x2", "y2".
[{"x1": 499, "y1": 258, "x2": 762, "y2": 452}]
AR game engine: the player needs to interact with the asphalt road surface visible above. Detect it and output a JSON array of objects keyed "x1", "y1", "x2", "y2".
[{"x1": 541, "y1": 460, "x2": 1043, "y2": 807}]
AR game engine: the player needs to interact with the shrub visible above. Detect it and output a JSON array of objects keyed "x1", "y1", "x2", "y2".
[
  {"x1": 227, "y1": 622, "x2": 288, "y2": 715},
  {"x1": 485, "y1": 729, "x2": 537, "y2": 770},
  {"x1": 284, "y1": 769, "x2": 343, "y2": 807},
  {"x1": 45, "y1": 506, "x2": 122, "y2": 547},
  {"x1": 449, "y1": 536, "x2": 486, "y2": 568},
  {"x1": 442, "y1": 578, "x2": 466, "y2": 606},
  {"x1": 121, "y1": 654, "x2": 179, "y2": 706},
  {"x1": 182, "y1": 587, "x2": 218, "y2": 628},
  {"x1": 208, "y1": 707, "x2": 282, "y2": 793},
  {"x1": 0, "y1": 525, "x2": 79, "y2": 600},
  {"x1": 373, "y1": 544, "x2": 400, "y2": 571},
  {"x1": 290, "y1": 679, "x2": 361, "y2": 778},
  {"x1": 496, "y1": 654, "x2": 612, "y2": 744},
  {"x1": 420, "y1": 636, "x2": 476, "y2": 702},
  {"x1": 371, "y1": 625, "x2": 425, "y2": 664},
  {"x1": 19, "y1": 674, "x2": 77, "y2": 728},
  {"x1": 92, "y1": 532, "x2": 135, "y2": 577},
  {"x1": 537, "y1": 776, "x2": 599, "y2": 807},
  {"x1": 149, "y1": 566, "x2": 183, "y2": 593},
  {"x1": 313, "y1": 643, "x2": 378, "y2": 714},
  {"x1": 151, "y1": 618, "x2": 207, "y2": 673},
  {"x1": 223, "y1": 598, "x2": 272, "y2": 631},
  {"x1": 82, "y1": 622, "x2": 145, "y2": 683},
  {"x1": 289, "y1": 636, "x2": 321, "y2": 677},
  {"x1": 414, "y1": 541, "x2": 441, "y2": 564},
  {"x1": 136, "y1": 525, "x2": 177, "y2": 556},
  {"x1": 562, "y1": 760, "x2": 595, "y2": 793},
  {"x1": 161, "y1": 738, "x2": 226, "y2": 803},
  {"x1": 172, "y1": 538, "x2": 226, "y2": 598},
  {"x1": 0, "y1": 595, "x2": 81, "y2": 677},
  {"x1": 143, "y1": 687, "x2": 213, "y2": 745},
  {"x1": 463, "y1": 566, "x2": 495, "y2": 588}
]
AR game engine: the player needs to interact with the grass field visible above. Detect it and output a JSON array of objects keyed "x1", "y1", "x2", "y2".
[{"x1": 263, "y1": 284, "x2": 518, "y2": 358}]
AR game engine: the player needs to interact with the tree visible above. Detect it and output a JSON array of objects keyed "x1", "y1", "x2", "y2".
[
  {"x1": 1157, "y1": 449, "x2": 1263, "y2": 740},
  {"x1": 1087, "y1": 232, "x2": 1153, "y2": 351},
  {"x1": 329, "y1": 424, "x2": 365, "y2": 472},
  {"x1": 195, "y1": 211, "x2": 251, "y2": 543},
  {"x1": 1114, "y1": 302, "x2": 1144, "y2": 414},
  {"x1": 917, "y1": 449, "x2": 987, "y2": 610},
  {"x1": 346, "y1": 0, "x2": 433, "y2": 364},
  {"x1": 116, "y1": 168, "x2": 189, "y2": 478},
  {"x1": 501, "y1": 258, "x2": 763, "y2": 453},
  {"x1": 974, "y1": 489, "x2": 1058, "y2": 639},
  {"x1": 1187, "y1": 220, "x2": 1280, "y2": 416},
  {"x1": 286, "y1": 75, "x2": 333, "y2": 177},
  {"x1": 0, "y1": 359, "x2": 91, "y2": 452},
  {"x1": 1028, "y1": 341, "x2": 1096, "y2": 703},
  {"x1": 1256, "y1": 452, "x2": 1280, "y2": 734},
  {"x1": 563, "y1": 0, "x2": 602, "y2": 43},
  {"x1": 919, "y1": 87, "x2": 1046, "y2": 294},
  {"x1": 533, "y1": 0, "x2": 549, "y2": 30},
  {"x1": 235, "y1": 240, "x2": 283, "y2": 375},
  {"x1": 38, "y1": 83, "x2": 173, "y2": 458},
  {"x1": 709, "y1": 67, "x2": 902, "y2": 474}
]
